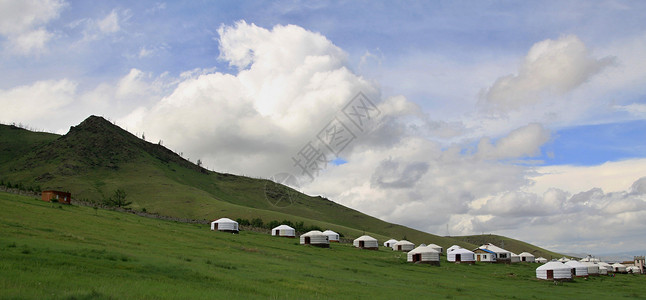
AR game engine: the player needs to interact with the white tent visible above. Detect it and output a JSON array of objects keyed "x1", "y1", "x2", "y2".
[
  {"x1": 510, "y1": 253, "x2": 521, "y2": 263},
  {"x1": 627, "y1": 266, "x2": 642, "y2": 274},
  {"x1": 519, "y1": 252, "x2": 535, "y2": 263},
  {"x1": 271, "y1": 224, "x2": 295, "y2": 237},
  {"x1": 210, "y1": 218, "x2": 239, "y2": 233},
  {"x1": 535, "y1": 257, "x2": 548, "y2": 264},
  {"x1": 598, "y1": 265, "x2": 609, "y2": 275},
  {"x1": 392, "y1": 240, "x2": 415, "y2": 252},
  {"x1": 612, "y1": 263, "x2": 627, "y2": 273},
  {"x1": 565, "y1": 260, "x2": 589, "y2": 277},
  {"x1": 447, "y1": 245, "x2": 462, "y2": 253},
  {"x1": 322, "y1": 230, "x2": 340, "y2": 242},
  {"x1": 384, "y1": 239, "x2": 398, "y2": 248},
  {"x1": 536, "y1": 261, "x2": 572, "y2": 280},
  {"x1": 426, "y1": 243, "x2": 443, "y2": 255},
  {"x1": 447, "y1": 248, "x2": 475, "y2": 264},
  {"x1": 300, "y1": 230, "x2": 330, "y2": 248},
  {"x1": 598, "y1": 262, "x2": 613, "y2": 273},
  {"x1": 558, "y1": 257, "x2": 571, "y2": 262},
  {"x1": 353, "y1": 235, "x2": 379, "y2": 250},
  {"x1": 580, "y1": 261, "x2": 599, "y2": 275},
  {"x1": 407, "y1": 245, "x2": 440, "y2": 265}
]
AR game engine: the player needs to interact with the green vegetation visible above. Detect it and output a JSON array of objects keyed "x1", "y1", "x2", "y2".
[{"x1": 1, "y1": 192, "x2": 644, "y2": 299}]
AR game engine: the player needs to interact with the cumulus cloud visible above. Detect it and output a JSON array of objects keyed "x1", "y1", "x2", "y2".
[
  {"x1": 484, "y1": 35, "x2": 615, "y2": 110},
  {"x1": 0, "y1": 79, "x2": 77, "y2": 123},
  {"x1": 477, "y1": 123, "x2": 550, "y2": 160},
  {"x1": 0, "y1": 0, "x2": 66, "y2": 54}
]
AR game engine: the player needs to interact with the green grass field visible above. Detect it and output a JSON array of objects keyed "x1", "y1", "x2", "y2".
[{"x1": 1, "y1": 192, "x2": 644, "y2": 299}]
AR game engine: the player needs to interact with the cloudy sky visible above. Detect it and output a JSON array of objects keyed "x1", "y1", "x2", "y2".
[{"x1": 2, "y1": 0, "x2": 645, "y2": 254}]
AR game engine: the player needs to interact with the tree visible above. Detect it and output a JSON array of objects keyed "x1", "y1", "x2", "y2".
[
  {"x1": 106, "y1": 189, "x2": 131, "y2": 208},
  {"x1": 197, "y1": 159, "x2": 202, "y2": 168}
]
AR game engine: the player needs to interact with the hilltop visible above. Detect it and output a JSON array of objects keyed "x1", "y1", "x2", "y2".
[{"x1": 0, "y1": 116, "x2": 559, "y2": 257}]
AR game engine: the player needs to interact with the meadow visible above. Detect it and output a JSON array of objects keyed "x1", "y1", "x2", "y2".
[{"x1": 1, "y1": 192, "x2": 644, "y2": 299}]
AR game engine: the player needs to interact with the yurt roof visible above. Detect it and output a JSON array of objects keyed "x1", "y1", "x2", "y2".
[
  {"x1": 447, "y1": 245, "x2": 462, "y2": 252},
  {"x1": 536, "y1": 257, "x2": 546, "y2": 260},
  {"x1": 426, "y1": 243, "x2": 442, "y2": 248},
  {"x1": 611, "y1": 263, "x2": 626, "y2": 267},
  {"x1": 385, "y1": 239, "x2": 397, "y2": 243},
  {"x1": 272, "y1": 224, "x2": 294, "y2": 230},
  {"x1": 409, "y1": 245, "x2": 439, "y2": 254},
  {"x1": 480, "y1": 243, "x2": 510, "y2": 254},
  {"x1": 394, "y1": 240, "x2": 414, "y2": 246},
  {"x1": 511, "y1": 252, "x2": 519, "y2": 257},
  {"x1": 322, "y1": 230, "x2": 338, "y2": 234},
  {"x1": 354, "y1": 235, "x2": 377, "y2": 241},
  {"x1": 213, "y1": 217, "x2": 236, "y2": 223},
  {"x1": 565, "y1": 260, "x2": 586, "y2": 268},
  {"x1": 451, "y1": 248, "x2": 475, "y2": 254},
  {"x1": 597, "y1": 262, "x2": 612, "y2": 267},
  {"x1": 519, "y1": 252, "x2": 534, "y2": 257},
  {"x1": 536, "y1": 261, "x2": 570, "y2": 271},
  {"x1": 302, "y1": 230, "x2": 325, "y2": 236}
]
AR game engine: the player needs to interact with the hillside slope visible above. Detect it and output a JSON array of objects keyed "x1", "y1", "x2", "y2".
[
  {"x1": 2, "y1": 192, "x2": 643, "y2": 299},
  {"x1": 0, "y1": 116, "x2": 560, "y2": 257}
]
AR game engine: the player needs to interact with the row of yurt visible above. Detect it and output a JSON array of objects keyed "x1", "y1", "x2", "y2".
[
  {"x1": 211, "y1": 218, "x2": 239, "y2": 233},
  {"x1": 447, "y1": 248, "x2": 476, "y2": 263},
  {"x1": 300, "y1": 230, "x2": 330, "y2": 247},
  {"x1": 536, "y1": 261, "x2": 572, "y2": 280},
  {"x1": 407, "y1": 245, "x2": 440, "y2": 265},
  {"x1": 353, "y1": 235, "x2": 379, "y2": 250},
  {"x1": 393, "y1": 240, "x2": 415, "y2": 251},
  {"x1": 271, "y1": 225, "x2": 295, "y2": 237}
]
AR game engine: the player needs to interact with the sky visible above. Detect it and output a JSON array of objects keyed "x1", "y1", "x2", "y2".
[{"x1": 1, "y1": 0, "x2": 645, "y2": 255}]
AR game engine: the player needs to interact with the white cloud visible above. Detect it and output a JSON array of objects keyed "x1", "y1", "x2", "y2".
[
  {"x1": 0, "y1": 0, "x2": 65, "y2": 54},
  {"x1": 483, "y1": 35, "x2": 615, "y2": 111},
  {"x1": 476, "y1": 123, "x2": 550, "y2": 160},
  {"x1": 97, "y1": 9, "x2": 120, "y2": 34},
  {"x1": 0, "y1": 79, "x2": 77, "y2": 123}
]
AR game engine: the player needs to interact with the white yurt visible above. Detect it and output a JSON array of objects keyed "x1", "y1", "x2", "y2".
[
  {"x1": 598, "y1": 262, "x2": 613, "y2": 273},
  {"x1": 558, "y1": 257, "x2": 571, "y2": 262},
  {"x1": 536, "y1": 261, "x2": 572, "y2": 280},
  {"x1": 271, "y1": 224, "x2": 295, "y2": 237},
  {"x1": 300, "y1": 230, "x2": 330, "y2": 248},
  {"x1": 510, "y1": 253, "x2": 521, "y2": 263},
  {"x1": 519, "y1": 252, "x2": 535, "y2": 263},
  {"x1": 210, "y1": 218, "x2": 239, "y2": 233},
  {"x1": 322, "y1": 230, "x2": 340, "y2": 242},
  {"x1": 580, "y1": 261, "x2": 600, "y2": 275},
  {"x1": 426, "y1": 243, "x2": 443, "y2": 255},
  {"x1": 598, "y1": 265, "x2": 609, "y2": 275},
  {"x1": 384, "y1": 239, "x2": 398, "y2": 248},
  {"x1": 447, "y1": 245, "x2": 462, "y2": 253},
  {"x1": 565, "y1": 260, "x2": 589, "y2": 277},
  {"x1": 447, "y1": 248, "x2": 476, "y2": 264},
  {"x1": 612, "y1": 263, "x2": 627, "y2": 273},
  {"x1": 535, "y1": 257, "x2": 548, "y2": 264},
  {"x1": 407, "y1": 245, "x2": 440, "y2": 265},
  {"x1": 353, "y1": 235, "x2": 379, "y2": 250},
  {"x1": 627, "y1": 266, "x2": 642, "y2": 274},
  {"x1": 392, "y1": 240, "x2": 415, "y2": 252}
]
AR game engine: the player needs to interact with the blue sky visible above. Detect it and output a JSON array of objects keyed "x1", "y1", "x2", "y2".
[{"x1": 1, "y1": 0, "x2": 645, "y2": 254}]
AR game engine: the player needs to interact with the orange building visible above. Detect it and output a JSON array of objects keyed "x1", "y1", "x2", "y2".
[{"x1": 42, "y1": 190, "x2": 71, "y2": 204}]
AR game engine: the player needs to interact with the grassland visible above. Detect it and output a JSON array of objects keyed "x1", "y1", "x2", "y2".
[{"x1": 1, "y1": 192, "x2": 644, "y2": 299}]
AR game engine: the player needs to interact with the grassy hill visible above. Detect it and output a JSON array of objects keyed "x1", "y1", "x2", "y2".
[
  {"x1": 0, "y1": 116, "x2": 559, "y2": 257},
  {"x1": 1, "y1": 192, "x2": 644, "y2": 299}
]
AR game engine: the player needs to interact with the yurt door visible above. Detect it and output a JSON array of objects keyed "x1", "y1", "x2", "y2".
[
  {"x1": 274, "y1": 230, "x2": 279, "y2": 235},
  {"x1": 305, "y1": 237, "x2": 311, "y2": 244},
  {"x1": 477, "y1": 254, "x2": 481, "y2": 262},
  {"x1": 413, "y1": 254, "x2": 421, "y2": 262},
  {"x1": 456, "y1": 254, "x2": 461, "y2": 262},
  {"x1": 359, "y1": 241, "x2": 365, "y2": 248},
  {"x1": 398, "y1": 245, "x2": 402, "y2": 251},
  {"x1": 547, "y1": 270, "x2": 554, "y2": 279}
]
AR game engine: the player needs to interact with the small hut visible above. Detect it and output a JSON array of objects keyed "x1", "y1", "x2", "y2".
[
  {"x1": 627, "y1": 266, "x2": 642, "y2": 274},
  {"x1": 426, "y1": 243, "x2": 443, "y2": 255},
  {"x1": 510, "y1": 253, "x2": 521, "y2": 263},
  {"x1": 558, "y1": 257, "x2": 571, "y2": 262},
  {"x1": 598, "y1": 265, "x2": 609, "y2": 275},
  {"x1": 447, "y1": 248, "x2": 475, "y2": 264},
  {"x1": 598, "y1": 262, "x2": 613, "y2": 273},
  {"x1": 392, "y1": 240, "x2": 415, "y2": 252},
  {"x1": 322, "y1": 230, "x2": 340, "y2": 242},
  {"x1": 565, "y1": 260, "x2": 589, "y2": 277},
  {"x1": 535, "y1": 257, "x2": 548, "y2": 264},
  {"x1": 353, "y1": 235, "x2": 379, "y2": 250},
  {"x1": 447, "y1": 245, "x2": 462, "y2": 253},
  {"x1": 300, "y1": 230, "x2": 329, "y2": 248},
  {"x1": 210, "y1": 218, "x2": 239, "y2": 233},
  {"x1": 42, "y1": 190, "x2": 71, "y2": 204},
  {"x1": 473, "y1": 248, "x2": 497, "y2": 262},
  {"x1": 384, "y1": 239, "x2": 398, "y2": 248},
  {"x1": 407, "y1": 245, "x2": 440, "y2": 265},
  {"x1": 271, "y1": 225, "x2": 295, "y2": 237},
  {"x1": 536, "y1": 261, "x2": 572, "y2": 281},
  {"x1": 519, "y1": 252, "x2": 535, "y2": 263}
]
